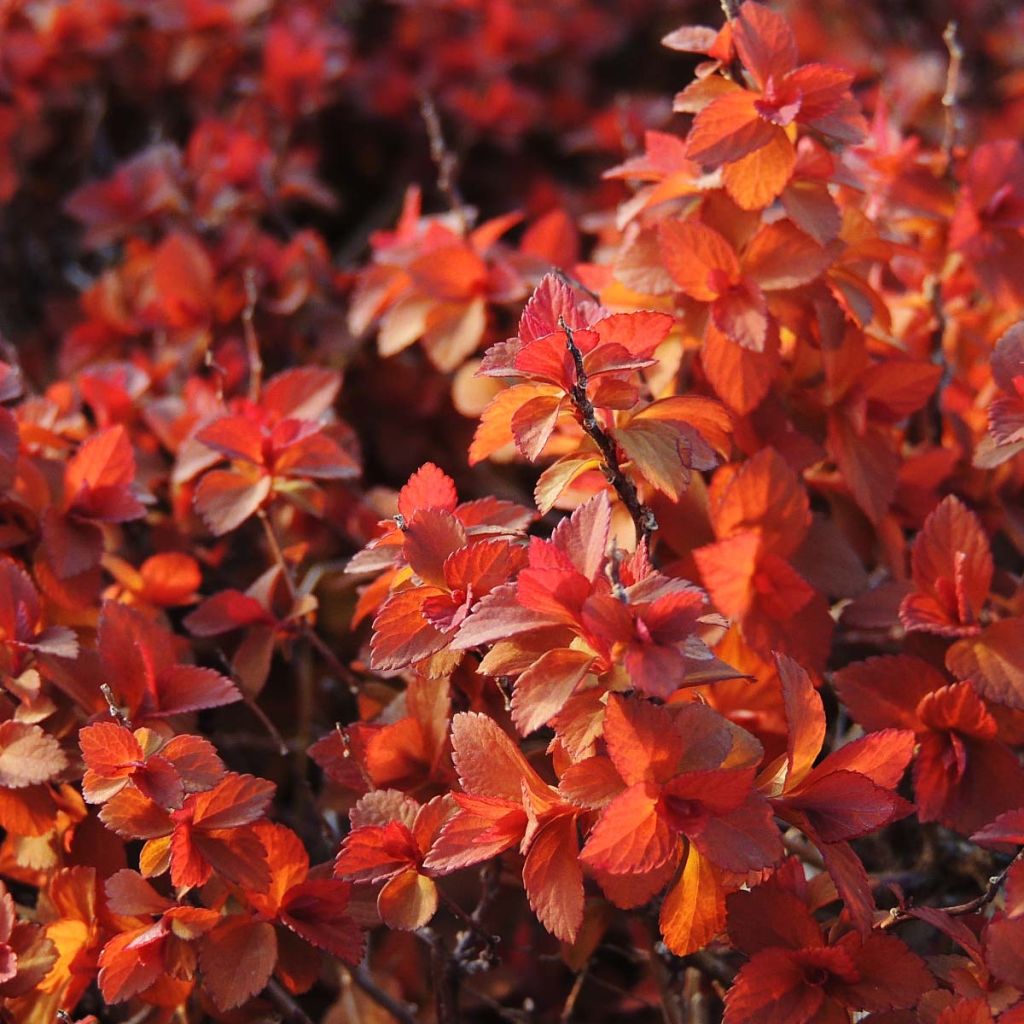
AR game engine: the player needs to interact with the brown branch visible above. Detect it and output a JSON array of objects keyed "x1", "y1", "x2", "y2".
[
  {"x1": 421, "y1": 927, "x2": 461, "y2": 1024},
  {"x1": 420, "y1": 92, "x2": 469, "y2": 234},
  {"x1": 452, "y1": 861, "x2": 501, "y2": 971},
  {"x1": 560, "y1": 317, "x2": 658, "y2": 547},
  {"x1": 560, "y1": 967, "x2": 589, "y2": 1023},
  {"x1": 259, "y1": 509, "x2": 299, "y2": 603},
  {"x1": 940, "y1": 20, "x2": 964, "y2": 172},
  {"x1": 242, "y1": 266, "x2": 262, "y2": 403},
  {"x1": 689, "y1": 949, "x2": 737, "y2": 987},
  {"x1": 440, "y1": 888, "x2": 497, "y2": 951},
  {"x1": 878, "y1": 846, "x2": 1024, "y2": 931},
  {"x1": 783, "y1": 830, "x2": 826, "y2": 871},
  {"x1": 212, "y1": 647, "x2": 289, "y2": 756},
  {"x1": 647, "y1": 936, "x2": 684, "y2": 1024},
  {"x1": 260, "y1": 508, "x2": 364, "y2": 712},
  {"x1": 351, "y1": 965, "x2": 421, "y2": 1024},
  {"x1": 100, "y1": 683, "x2": 132, "y2": 729},
  {"x1": 264, "y1": 977, "x2": 315, "y2": 1024}
]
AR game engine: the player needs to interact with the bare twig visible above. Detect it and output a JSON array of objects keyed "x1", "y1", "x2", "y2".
[
  {"x1": 351, "y1": 965, "x2": 420, "y2": 1024},
  {"x1": 554, "y1": 268, "x2": 601, "y2": 305},
  {"x1": 940, "y1": 20, "x2": 964, "y2": 172},
  {"x1": 256, "y1": 512, "x2": 362, "y2": 751},
  {"x1": 452, "y1": 861, "x2": 501, "y2": 971},
  {"x1": 211, "y1": 645, "x2": 289, "y2": 756},
  {"x1": 878, "y1": 846, "x2": 1024, "y2": 931},
  {"x1": 783, "y1": 830, "x2": 826, "y2": 871},
  {"x1": 100, "y1": 683, "x2": 132, "y2": 729},
  {"x1": 719, "y1": 0, "x2": 739, "y2": 19},
  {"x1": 241, "y1": 692, "x2": 290, "y2": 757},
  {"x1": 306, "y1": 625, "x2": 364, "y2": 695},
  {"x1": 242, "y1": 267, "x2": 262, "y2": 403},
  {"x1": 647, "y1": 938, "x2": 684, "y2": 1024},
  {"x1": 440, "y1": 889, "x2": 497, "y2": 950},
  {"x1": 259, "y1": 508, "x2": 363, "y2": 706},
  {"x1": 420, "y1": 92, "x2": 469, "y2": 234},
  {"x1": 689, "y1": 949, "x2": 737, "y2": 987},
  {"x1": 421, "y1": 927, "x2": 461, "y2": 1024},
  {"x1": 259, "y1": 509, "x2": 299, "y2": 603},
  {"x1": 560, "y1": 317, "x2": 658, "y2": 546},
  {"x1": 265, "y1": 977, "x2": 315, "y2": 1024},
  {"x1": 560, "y1": 967, "x2": 589, "y2": 1023}
]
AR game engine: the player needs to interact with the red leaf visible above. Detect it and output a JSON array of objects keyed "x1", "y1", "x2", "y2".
[
  {"x1": 832, "y1": 655, "x2": 942, "y2": 733},
  {"x1": 280, "y1": 879, "x2": 364, "y2": 963},
  {"x1": 64, "y1": 425, "x2": 145, "y2": 522},
  {"x1": 723, "y1": 947, "x2": 824, "y2": 1024},
  {"x1": 398, "y1": 463, "x2": 459, "y2": 520},
  {"x1": 194, "y1": 468, "x2": 271, "y2": 536},
  {"x1": 900, "y1": 495, "x2": 992, "y2": 636},
  {"x1": 686, "y1": 90, "x2": 780, "y2": 166},
  {"x1": 199, "y1": 917, "x2": 277, "y2": 1011},
  {"x1": 261, "y1": 366, "x2": 342, "y2": 422},
  {"x1": 197, "y1": 416, "x2": 265, "y2": 465}
]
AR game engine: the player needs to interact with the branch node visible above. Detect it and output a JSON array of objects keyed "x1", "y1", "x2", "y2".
[{"x1": 558, "y1": 317, "x2": 657, "y2": 547}]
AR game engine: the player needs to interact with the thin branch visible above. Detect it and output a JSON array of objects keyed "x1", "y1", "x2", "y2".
[
  {"x1": 783, "y1": 830, "x2": 826, "y2": 871},
  {"x1": 242, "y1": 266, "x2": 262, "y2": 403},
  {"x1": 940, "y1": 20, "x2": 964, "y2": 172},
  {"x1": 351, "y1": 965, "x2": 420, "y2": 1024},
  {"x1": 719, "y1": 0, "x2": 739, "y2": 20},
  {"x1": 420, "y1": 92, "x2": 469, "y2": 234},
  {"x1": 560, "y1": 967, "x2": 589, "y2": 1023},
  {"x1": 452, "y1": 860, "x2": 501, "y2": 972},
  {"x1": 689, "y1": 949, "x2": 737, "y2": 987},
  {"x1": 213, "y1": 647, "x2": 289, "y2": 756},
  {"x1": 100, "y1": 683, "x2": 132, "y2": 729},
  {"x1": 560, "y1": 317, "x2": 658, "y2": 547},
  {"x1": 256, "y1": 509, "x2": 362, "y2": 749},
  {"x1": 440, "y1": 888, "x2": 497, "y2": 951},
  {"x1": 306, "y1": 624, "x2": 364, "y2": 694},
  {"x1": 878, "y1": 846, "x2": 1024, "y2": 931},
  {"x1": 241, "y1": 692, "x2": 290, "y2": 757},
  {"x1": 259, "y1": 507, "x2": 364, "y2": 708},
  {"x1": 554, "y1": 267, "x2": 601, "y2": 305},
  {"x1": 421, "y1": 927, "x2": 461, "y2": 1024},
  {"x1": 259, "y1": 509, "x2": 299, "y2": 603},
  {"x1": 647, "y1": 938, "x2": 684, "y2": 1024},
  {"x1": 264, "y1": 977, "x2": 315, "y2": 1024}
]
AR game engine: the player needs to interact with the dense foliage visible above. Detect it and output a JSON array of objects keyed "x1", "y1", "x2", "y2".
[{"x1": 2, "y1": 0, "x2": 1024, "y2": 1021}]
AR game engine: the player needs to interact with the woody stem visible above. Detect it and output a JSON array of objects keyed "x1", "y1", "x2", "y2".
[
  {"x1": 560, "y1": 318, "x2": 658, "y2": 547},
  {"x1": 878, "y1": 845, "x2": 1024, "y2": 930}
]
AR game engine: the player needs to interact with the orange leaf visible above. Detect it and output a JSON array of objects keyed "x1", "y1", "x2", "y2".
[
  {"x1": 685, "y1": 90, "x2": 779, "y2": 166},
  {"x1": 450, "y1": 712, "x2": 554, "y2": 810},
  {"x1": 659, "y1": 220, "x2": 740, "y2": 301},
  {"x1": 511, "y1": 648, "x2": 595, "y2": 735},
  {"x1": 580, "y1": 782, "x2": 676, "y2": 875},
  {"x1": 0, "y1": 721, "x2": 67, "y2": 788},
  {"x1": 523, "y1": 813, "x2": 583, "y2": 942},
  {"x1": 742, "y1": 221, "x2": 831, "y2": 291},
  {"x1": 947, "y1": 618, "x2": 1024, "y2": 710},
  {"x1": 723, "y1": 130, "x2": 795, "y2": 210},
  {"x1": 660, "y1": 844, "x2": 725, "y2": 955},
  {"x1": 901, "y1": 495, "x2": 992, "y2": 636},
  {"x1": 377, "y1": 869, "x2": 438, "y2": 930}
]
